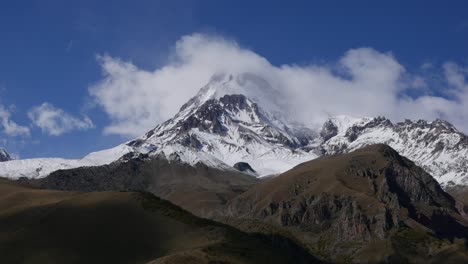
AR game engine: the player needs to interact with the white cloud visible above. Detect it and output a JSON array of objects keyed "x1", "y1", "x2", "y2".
[
  {"x1": 89, "y1": 33, "x2": 468, "y2": 137},
  {"x1": 0, "y1": 104, "x2": 30, "y2": 136},
  {"x1": 28, "y1": 103, "x2": 94, "y2": 136}
]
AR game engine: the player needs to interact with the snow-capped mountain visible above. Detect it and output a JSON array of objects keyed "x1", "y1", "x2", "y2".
[
  {"x1": 124, "y1": 73, "x2": 318, "y2": 176},
  {"x1": 0, "y1": 148, "x2": 12, "y2": 162},
  {"x1": 0, "y1": 73, "x2": 316, "y2": 178},
  {"x1": 1, "y1": 72, "x2": 468, "y2": 188}
]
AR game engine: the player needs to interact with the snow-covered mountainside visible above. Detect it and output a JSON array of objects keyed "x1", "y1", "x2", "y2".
[
  {"x1": 1, "y1": 72, "x2": 468, "y2": 187},
  {"x1": 318, "y1": 115, "x2": 468, "y2": 187},
  {"x1": 0, "y1": 145, "x2": 133, "y2": 179},
  {"x1": 0, "y1": 148, "x2": 12, "y2": 162}
]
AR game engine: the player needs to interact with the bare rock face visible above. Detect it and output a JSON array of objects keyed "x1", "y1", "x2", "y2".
[
  {"x1": 0, "y1": 148, "x2": 11, "y2": 162},
  {"x1": 233, "y1": 162, "x2": 256, "y2": 173},
  {"x1": 262, "y1": 193, "x2": 376, "y2": 241},
  {"x1": 319, "y1": 119, "x2": 338, "y2": 142},
  {"x1": 225, "y1": 144, "x2": 468, "y2": 261}
]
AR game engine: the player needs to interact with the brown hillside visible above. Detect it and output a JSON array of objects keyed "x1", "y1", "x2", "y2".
[{"x1": 0, "y1": 178, "x2": 320, "y2": 264}]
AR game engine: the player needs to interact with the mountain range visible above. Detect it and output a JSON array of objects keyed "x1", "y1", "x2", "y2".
[{"x1": 2, "y1": 73, "x2": 468, "y2": 188}]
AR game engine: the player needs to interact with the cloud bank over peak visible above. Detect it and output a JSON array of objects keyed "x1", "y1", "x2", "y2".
[{"x1": 89, "y1": 33, "x2": 468, "y2": 137}]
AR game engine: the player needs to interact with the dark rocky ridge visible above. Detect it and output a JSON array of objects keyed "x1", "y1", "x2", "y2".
[
  {"x1": 320, "y1": 119, "x2": 338, "y2": 142},
  {"x1": 233, "y1": 162, "x2": 256, "y2": 173},
  {"x1": 27, "y1": 156, "x2": 257, "y2": 218}
]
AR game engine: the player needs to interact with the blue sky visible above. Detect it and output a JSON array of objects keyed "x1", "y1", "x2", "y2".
[{"x1": 1, "y1": 0, "x2": 468, "y2": 159}]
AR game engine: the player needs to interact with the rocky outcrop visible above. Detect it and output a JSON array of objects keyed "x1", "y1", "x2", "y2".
[
  {"x1": 0, "y1": 148, "x2": 11, "y2": 162},
  {"x1": 233, "y1": 162, "x2": 256, "y2": 173},
  {"x1": 320, "y1": 119, "x2": 338, "y2": 142}
]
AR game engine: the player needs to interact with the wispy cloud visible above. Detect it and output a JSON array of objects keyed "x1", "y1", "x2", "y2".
[
  {"x1": 0, "y1": 104, "x2": 30, "y2": 136},
  {"x1": 28, "y1": 103, "x2": 94, "y2": 136},
  {"x1": 89, "y1": 33, "x2": 468, "y2": 137}
]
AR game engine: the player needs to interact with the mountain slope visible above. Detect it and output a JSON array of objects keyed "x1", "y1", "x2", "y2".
[
  {"x1": 0, "y1": 178, "x2": 320, "y2": 264},
  {"x1": 225, "y1": 144, "x2": 468, "y2": 263},
  {"x1": 0, "y1": 144, "x2": 133, "y2": 179}
]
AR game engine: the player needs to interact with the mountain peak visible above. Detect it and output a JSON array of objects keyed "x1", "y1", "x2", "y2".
[
  {"x1": 180, "y1": 72, "x2": 288, "y2": 122},
  {"x1": 121, "y1": 74, "x2": 319, "y2": 177}
]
